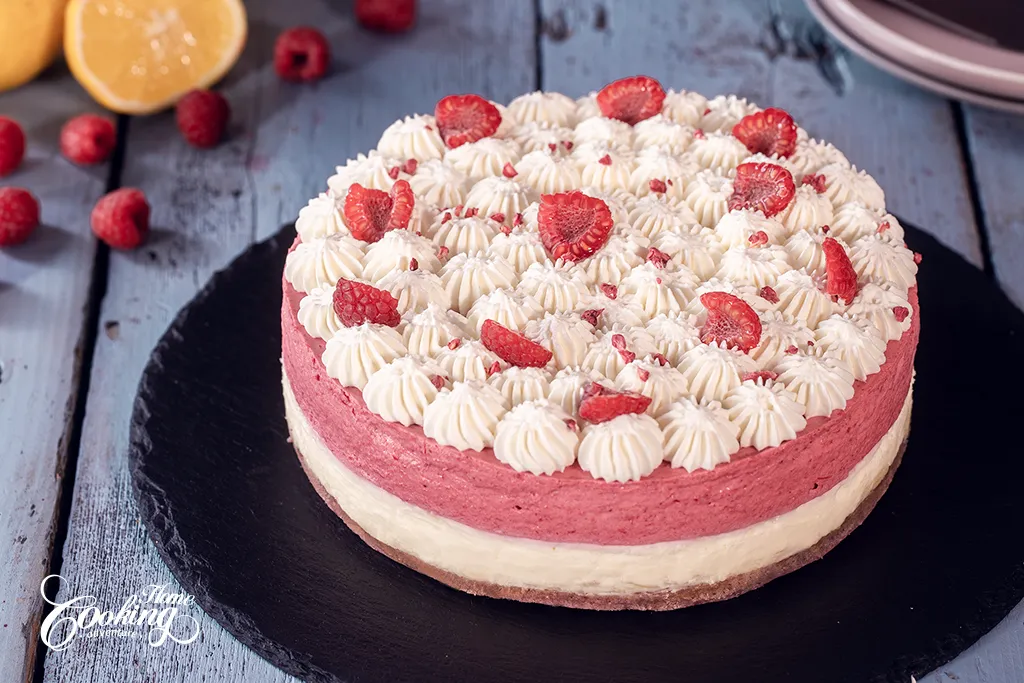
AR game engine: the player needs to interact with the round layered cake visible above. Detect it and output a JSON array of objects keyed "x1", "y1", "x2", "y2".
[{"x1": 280, "y1": 76, "x2": 920, "y2": 610}]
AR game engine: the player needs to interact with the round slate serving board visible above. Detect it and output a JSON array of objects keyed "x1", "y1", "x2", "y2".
[{"x1": 129, "y1": 223, "x2": 1024, "y2": 683}]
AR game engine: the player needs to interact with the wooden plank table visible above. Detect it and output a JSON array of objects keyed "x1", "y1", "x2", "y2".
[{"x1": 0, "y1": 0, "x2": 1020, "y2": 680}]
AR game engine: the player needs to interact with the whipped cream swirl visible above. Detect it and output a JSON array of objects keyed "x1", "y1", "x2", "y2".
[
  {"x1": 659, "y1": 397, "x2": 740, "y2": 472},
  {"x1": 423, "y1": 380, "x2": 509, "y2": 451},
  {"x1": 724, "y1": 379, "x2": 808, "y2": 450},
  {"x1": 322, "y1": 323, "x2": 408, "y2": 390},
  {"x1": 493, "y1": 400, "x2": 580, "y2": 475},
  {"x1": 363, "y1": 355, "x2": 446, "y2": 426},
  {"x1": 578, "y1": 414, "x2": 664, "y2": 483}
]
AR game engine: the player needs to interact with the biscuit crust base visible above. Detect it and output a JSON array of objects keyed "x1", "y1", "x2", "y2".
[{"x1": 292, "y1": 438, "x2": 907, "y2": 611}]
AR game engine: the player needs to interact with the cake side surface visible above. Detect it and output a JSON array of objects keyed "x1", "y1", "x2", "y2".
[{"x1": 284, "y1": 365, "x2": 911, "y2": 602}]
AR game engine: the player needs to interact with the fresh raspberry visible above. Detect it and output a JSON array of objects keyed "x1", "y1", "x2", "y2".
[
  {"x1": 802, "y1": 173, "x2": 826, "y2": 193},
  {"x1": 599, "y1": 283, "x2": 618, "y2": 299},
  {"x1": 649, "y1": 178, "x2": 667, "y2": 194},
  {"x1": 343, "y1": 180, "x2": 415, "y2": 243},
  {"x1": 581, "y1": 309, "x2": 603, "y2": 326},
  {"x1": 893, "y1": 306, "x2": 909, "y2": 322},
  {"x1": 480, "y1": 319, "x2": 553, "y2": 368},
  {"x1": 748, "y1": 230, "x2": 769, "y2": 246},
  {"x1": 91, "y1": 188, "x2": 150, "y2": 249},
  {"x1": 0, "y1": 188, "x2": 40, "y2": 246},
  {"x1": 274, "y1": 27, "x2": 330, "y2": 82},
  {"x1": 611, "y1": 333, "x2": 635, "y2": 364},
  {"x1": 646, "y1": 247, "x2": 670, "y2": 268},
  {"x1": 741, "y1": 370, "x2": 778, "y2": 383},
  {"x1": 822, "y1": 237, "x2": 859, "y2": 303},
  {"x1": 60, "y1": 115, "x2": 116, "y2": 165},
  {"x1": 355, "y1": 0, "x2": 416, "y2": 33},
  {"x1": 699, "y1": 291, "x2": 762, "y2": 352},
  {"x1": 332, "y1": 278, "x2": 401, "y2": 327},
  {"x1": 537, "y1": 190, "x2": 613, "y2": 262},
  {"x1": 175, "y1": 90, "x2": 230, "y2": 149},
  {"x1": 595, "y1": 75, "x2": 666, "y2": 126},
  {"x1": 578, "y1": 382, "x2": 652, "y2": 424},
  {"x1": 759, "y1": 285, "x2": 779, "y2": 304},
  {"x1": 728, "y1": 162, "x2": 795, "y2": 218},
  {"x1": 435, "y1": 94, "x2": 501, "y2": 149},
  {"x1": 731, "y1": 107, "x2": 798, "y2": 158},
  {"x1": 502, "y1": 162, "x2": 518, "y2": 178},
  {"x1": 0, "y1": 117, "x2": 26, "y2": 177}
]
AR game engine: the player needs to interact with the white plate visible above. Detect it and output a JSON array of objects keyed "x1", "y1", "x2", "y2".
[{"x1": 805, "y1": 0, "x2": 1024, "y2": 114}]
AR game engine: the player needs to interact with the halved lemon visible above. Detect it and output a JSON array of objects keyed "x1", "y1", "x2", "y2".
[{"x1": 65, "y1": 0, "x2": 247, "y2": 115}]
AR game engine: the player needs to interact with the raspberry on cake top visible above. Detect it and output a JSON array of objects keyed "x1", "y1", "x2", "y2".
[{"x1": 284, "y1": 75, "x2": 918, "y2": 484}]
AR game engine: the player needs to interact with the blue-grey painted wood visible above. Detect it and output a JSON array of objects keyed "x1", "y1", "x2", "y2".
[
  {"x1": 0, "y1": 69, "x2": 107, "y2": 683},
  {"x1": 539, "y1": 0, "x2": 982, "y2": 266},
  {"x1": 42, "y1": 0, "x2": 535, "y2": 681},
  {"x1": 537, "y1": 2, "x2": 1016, "y2": 682},
  {"x1": 960, "y1": 107, "x2": 1024, "y2": 309}
]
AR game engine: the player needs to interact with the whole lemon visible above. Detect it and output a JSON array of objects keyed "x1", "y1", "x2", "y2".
[{"x1": 0, "y1": 0, "x2": 67, "y2": 93}]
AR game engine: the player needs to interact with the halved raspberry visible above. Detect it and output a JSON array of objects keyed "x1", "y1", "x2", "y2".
[
  {"x1": 728, "y1": 162, "x2": 795, "y2": 218},
  {"x1": 802, "y1": 173, "x2": 826, "y2": 193},
  {"x1": 537, "y1": 191, "x2": 613, "y2": 262},
  {"x1": 822, "y1": 237, "x2": 859, "y2": 303},
  {"x1": 699, "y1": 291, "x2": 762, "y2": 352},
  {"x1": 647, "y1": 247, "x2": 670, "y2": 268},
  {"x1": 595, "y1": 75, "x2": 666, "y2": 126},
  {"x1": 741, "y1": 370, "x2": 778, "y2": 384},
  {"x1": 435, "y1": 94, "x2": 501, "y2": 149},
  {"x1": 581, "y1": 309, "x2": 603, "y2": 326},
  {"x1": 343, "y1": 180, "x2": 415, "y2": 242},
  {"x1": 480, "y1": 319, "x2": 553, "y2": 368},
  {"x1": 578, "y1": 382, "x2": 652, "y2": 424},
  {"x1": 893, "y1": 306, "x2": 909, "y2": 323},
  {"x1": 332, "y1": 278, "x2": 401, "y2": 327},
  {"x1": 759, "y1": 285, "x2": 779, "y2": 304},
  {"x1": 731, "y1": 107, "x2": 798, "y2": 158},
  {"x1": 600, "y1": 283, "x2": 618, "y2": 299}
]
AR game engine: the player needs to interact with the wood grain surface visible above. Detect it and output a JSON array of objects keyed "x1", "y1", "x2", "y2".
[
  {"x1": 0, "y1": 0, "x2": 1015, "y2": 681},
  {"x1": 40, "y1": 0, "x2": 534, "y2": 681},
  {"x1": 0, "y1": 68, "x2": 107, "y2": 683}
]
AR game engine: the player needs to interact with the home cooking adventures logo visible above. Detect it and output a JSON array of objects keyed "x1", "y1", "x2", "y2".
[{"x1": 39, "y1": 575, "x2": 201, "y2": 650}]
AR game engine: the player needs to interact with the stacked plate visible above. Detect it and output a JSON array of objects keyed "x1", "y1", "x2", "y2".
[{"x1": 805, "y1": 0, "x2": 1024, "y2": 113}]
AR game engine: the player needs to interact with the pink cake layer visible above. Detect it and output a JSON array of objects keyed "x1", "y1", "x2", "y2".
[{"x1": 281, "y1": 276, "x2": 919, "y2": 546}]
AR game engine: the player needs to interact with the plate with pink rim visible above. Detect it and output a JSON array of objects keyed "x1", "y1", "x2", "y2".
[{"x1": 806, "y1": 0, "x2": 1024, "y2": 114}]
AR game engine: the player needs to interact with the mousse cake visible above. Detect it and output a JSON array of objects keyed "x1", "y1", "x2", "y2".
[{"x1": 280, "y1": 76, "x2": 920, "y2": 610}]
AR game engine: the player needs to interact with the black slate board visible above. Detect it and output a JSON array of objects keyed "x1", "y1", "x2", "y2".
[{"x1": 129, "y1": 223, "x2": 1024, "y2": 683}]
